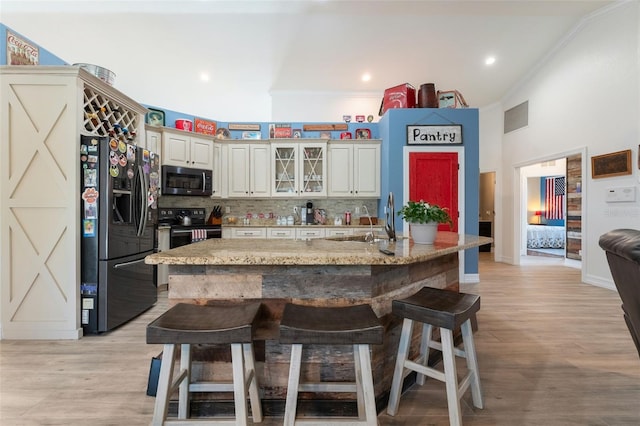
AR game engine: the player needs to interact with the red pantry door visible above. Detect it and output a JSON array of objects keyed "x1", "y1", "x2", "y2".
[{"x1": 409, "y1": 152, "x2": 459, "y2": 232}]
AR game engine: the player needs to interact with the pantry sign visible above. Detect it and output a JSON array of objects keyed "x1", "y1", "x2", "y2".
[{"x1": 407, "y1": 124, "x2": 462, "y2": 145}]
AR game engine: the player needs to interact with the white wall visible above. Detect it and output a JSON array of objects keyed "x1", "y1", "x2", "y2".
[
  {"x1": 270, "y1": 91, "x2": 382, "y2": 122},
  {"x1": 486, "y1": 1, "x2": 639, "y2": 287}
]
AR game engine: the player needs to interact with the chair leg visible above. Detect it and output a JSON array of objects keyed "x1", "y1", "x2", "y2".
[
  {"x1": 178, "y1": 343, "x2": 191, "y2": 419},
  {"x1": 152, "y1": 344, "x2": 176, "y2": 426},
  {"x1": 243, "y1": 343, "x2": 263, "y2": 422},
  {"x1": 416, "y1": 323, "x2": 433, "y2": 386},
  {"x1": 356, "y1": 344, "x2": 378, "y2": 425},
  {"x1": 387, "y1": 317, "x2": 413, "y2": 416},
  {"x1": 231, "y1": 343, "x2": 249, "y2": 426},
  {"x1": 284, "y1": 344, "x2": 303, "y2": 426},
  {"x1": 461, "y1": 319, "x2": 483, "y2": 409},
  {"x1": 441, "y1": 328, "x2": 462, "y2": 426},
  {"x1": 353, "y1": 344, "x2": 365, "y2": 420}
]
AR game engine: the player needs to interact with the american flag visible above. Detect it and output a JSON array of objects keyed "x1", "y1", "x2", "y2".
[{"x1": 545, "y1": 176, "x2": 565, "y2": 220}]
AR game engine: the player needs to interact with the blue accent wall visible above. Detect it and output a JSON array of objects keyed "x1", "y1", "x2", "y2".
[
  {"x1": 378, "y1": 108, "x2": 480, "y2": 275},
  {"x1": 0, "y1": 24, "x2": 67, "y2": 65},
  {"x1": 144, "y1": 104, "x2": 378, "y2": 140}
]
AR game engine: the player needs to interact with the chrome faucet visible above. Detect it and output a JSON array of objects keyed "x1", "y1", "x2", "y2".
[
  {"x1": 385, "y1": 192, "x2": 396, "y2": 242},
  {"x1": 362, "y1": 205, "x2": 375, "y2": 243}
]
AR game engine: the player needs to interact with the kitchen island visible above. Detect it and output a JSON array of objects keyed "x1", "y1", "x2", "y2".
[{"x1": 145, "y1": 232, "x2": 491, "y2": 413}]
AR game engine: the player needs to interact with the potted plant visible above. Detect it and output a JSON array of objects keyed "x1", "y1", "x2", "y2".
[{"x1": 397, "y1": 200, "x2": 453, "y2": 244}]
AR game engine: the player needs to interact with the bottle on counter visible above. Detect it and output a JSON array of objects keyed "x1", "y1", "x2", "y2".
[{"x1": 345, "y1": 210, "x2": 351, "y2": 225}]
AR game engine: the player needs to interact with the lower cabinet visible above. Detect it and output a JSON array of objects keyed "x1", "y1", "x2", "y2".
[
  {"x1": 267, "y1": 228, "x2": 296, "y2": 239},
  {"x1": 230, "y1": 228, "x2": 267, "y2": 239},
  {"x1": 156, "y1": 227, "x2": 170, "y2": 287},
  {"x1": 222, "y1": 226, "x2": 382, "y2": 240},
  {"x1": 296, "y1": 228, "x2": 326, "y2": 240},
  {"x1": 325, "y1": 228, "x2": 353, "y2": 237}
]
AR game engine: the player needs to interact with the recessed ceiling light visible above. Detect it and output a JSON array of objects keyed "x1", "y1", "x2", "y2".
[
  {"x1": 485, "y1": 56, "x2": 496, "y2": 66},
  {"x1": 362, "y1": 73, "x2": 371, "y2": 82},
  {"x1": 200, "y1": 72, "x2": 210, "y2": 82}
]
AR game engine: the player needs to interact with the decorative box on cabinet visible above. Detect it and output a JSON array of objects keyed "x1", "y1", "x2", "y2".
[
  {"x1": 227, "y1": 143, "x2": 270, "y2": 198},
  {"x1": 161, "y1": 128, "x2": 214, "y2": 169},
  {"x1": 271, "y1": 140, "x2": 327, "y2": 198},
  {"x1": 327, "y1": 141, "x2": 381, "y2": 198}
]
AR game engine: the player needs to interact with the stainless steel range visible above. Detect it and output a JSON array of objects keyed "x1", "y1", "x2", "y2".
[{"x1": 158, "y1": 208, "x2": 222, "y2": 248}]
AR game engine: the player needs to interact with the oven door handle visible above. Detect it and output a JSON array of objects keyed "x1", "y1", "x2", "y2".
[{"x1": 171, "y1": 228, "x2": 220, "y2": 235}]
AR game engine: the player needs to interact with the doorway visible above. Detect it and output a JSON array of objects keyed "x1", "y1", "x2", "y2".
[
  {"x1": 479, "y1": 172, "x2": 495, "y2": 253},
  {"x1": 518, "y1": 152, "x2": 583, "y2": 267}
]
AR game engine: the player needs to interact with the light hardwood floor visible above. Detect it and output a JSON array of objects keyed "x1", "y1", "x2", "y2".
[{"x1": 1, "y1": 253, "x2": 639, "y2": 425}]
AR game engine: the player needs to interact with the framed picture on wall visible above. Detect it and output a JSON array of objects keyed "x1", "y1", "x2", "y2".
[{"x1": 591, "y1": 149, "x2": 632, "y2": 179}]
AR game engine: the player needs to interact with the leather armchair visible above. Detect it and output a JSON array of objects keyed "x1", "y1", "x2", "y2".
[{"x1": 599, "y1": 228, "x2": 640, "y2": 359}]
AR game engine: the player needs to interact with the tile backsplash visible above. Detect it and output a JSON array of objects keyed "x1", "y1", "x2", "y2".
[{"x1": 159, "y1": 195, "x2": 380, "y2": 224}]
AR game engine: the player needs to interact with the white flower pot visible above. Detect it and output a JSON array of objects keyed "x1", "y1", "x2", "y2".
[{"x1": 410, "y1": 222, "x2": 438, "y2": 244}]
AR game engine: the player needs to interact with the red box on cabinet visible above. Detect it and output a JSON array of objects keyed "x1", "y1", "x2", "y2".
[{"x1": 380, "y1": 83, "x2": 416, "y2": 115}]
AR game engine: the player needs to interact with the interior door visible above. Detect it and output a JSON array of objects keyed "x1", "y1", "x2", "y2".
[{"x1": 409, "y1": 152, "x2": 459, "y2": 232}]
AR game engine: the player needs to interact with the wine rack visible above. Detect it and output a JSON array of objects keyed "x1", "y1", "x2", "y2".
[{"x1": 82, "y1": 86, "x2": 139, "y2": 138}]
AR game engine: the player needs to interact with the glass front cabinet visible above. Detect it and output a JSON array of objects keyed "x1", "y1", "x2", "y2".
[{"x1": 271, "y1": 140, "x2": 327, "y2": 198}]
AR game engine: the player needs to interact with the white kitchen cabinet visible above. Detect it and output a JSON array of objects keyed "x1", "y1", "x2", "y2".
[
  {"x1": 296, "y1": 227, "x2": 326, "y2": 240},
  {"x1": 267, "y1": 227, "x2": 296, "y2": 239},
  {"x1": 230, "y1": 228, "x2": 267, "y2": 239},
  {"x1": 0, "y1": 67, "x2": 147, "y2": 339},
  {"x1": 161, "y1": 128, "x2": 214, "y2": 169},
  {"x1": 325, "y1": 228, "x2": 353, "y2": 237},
  {"x1": 144, "y1": 126, "x2": 162, "y2": 154},
  {"x1": 156, "y1": 227, "x2": 170, "y2": 287},
  {"x1": 271, "y1": 140, "x2": 327, "y2": 198},
  {"x1": 327, "y1": 141, "x2": 381, "y2": 198},
  {"x1": 354, "y1": 227, "x2": 384, "y2": 236},
  {"x1": 210, "y1": 142, "x2": 225, "y2": 198},
  {"x1": 227, "y1": 143, "x2": 271, "y2": 198}
]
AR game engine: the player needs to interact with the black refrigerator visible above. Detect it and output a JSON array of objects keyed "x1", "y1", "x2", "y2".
[{"x1": 80, "y1": 135, "x2": 160, "y2": 334}]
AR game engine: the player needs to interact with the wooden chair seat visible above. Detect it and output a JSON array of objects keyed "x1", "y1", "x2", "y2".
[
  {"x1": 279, "y1": 303, "x2": 384, "y2": 345},
  {"x1": 392, "y1": 286, "x2": 480, "y2": 330},
  {"x1": 147, "y1": 302, "x2": 260, "y2": 345},
  {"x1": 147, "y1": 302, "x2": 263, "y2": 425}
]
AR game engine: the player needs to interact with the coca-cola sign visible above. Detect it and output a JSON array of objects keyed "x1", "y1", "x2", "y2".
[
  {"x1": 194, "y1": 118, "x2": 216, "y2": 136},
  {"x1": 7, "y1": 31, "x2": 39, "y2": 65}
]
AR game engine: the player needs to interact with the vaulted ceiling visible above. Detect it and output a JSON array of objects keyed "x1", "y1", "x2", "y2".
[{"x1": 1, "y1": 0, "x2": 616, "y2": 118}]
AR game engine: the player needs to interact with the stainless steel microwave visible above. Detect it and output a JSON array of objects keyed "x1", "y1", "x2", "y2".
[{"x1": 161, "y1": 165, "x2": 212, "y2": 196}]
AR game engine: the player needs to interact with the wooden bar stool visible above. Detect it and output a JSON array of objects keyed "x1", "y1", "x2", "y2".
[
  {"x1": 146, "y1": 302, "x2": 263, "y2": 425},
  {"x1": 279, "y1": 303, "x2": 384, "y2": 426},
  {"x1": 387, "y1": 287, "x2": 483, "y2": 426}
]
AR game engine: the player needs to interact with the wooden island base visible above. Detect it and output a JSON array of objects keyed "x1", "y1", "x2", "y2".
[
  {"x1": 145, "y1": 233, "x2": 490, "y2": 415},
  {"x1": 168, "y1": 255, "x2": 458, "y2": 402}
]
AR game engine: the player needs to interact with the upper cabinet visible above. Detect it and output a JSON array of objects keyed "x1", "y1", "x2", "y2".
[
  {"x1": 271, "y1": 140, "x2": 327, "y2": 198},
  {"x1": 327, "y1": 141, "x2": 380, "y2": 198},
  {"x1": 144, "y1": 125, "x2": 161, "y2": 155},
  {"x1": 211, "y1": 142, "x2": 225, "y2": 198},
  {"x1": 161, "y1": 128, "x2": 214, "y2": 169},
  {"x1": 227, "y1": 143, "x2": 271, "y2": 198}
]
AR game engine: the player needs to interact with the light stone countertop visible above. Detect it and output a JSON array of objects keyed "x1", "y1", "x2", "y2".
[{"x1": 145, "y1": 232, "x2": 492, "y2": 266}]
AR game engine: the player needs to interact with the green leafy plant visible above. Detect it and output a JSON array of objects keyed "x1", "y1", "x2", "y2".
[{"x1": 397, "y1": 200, "x2": 453, "y2": 227}]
